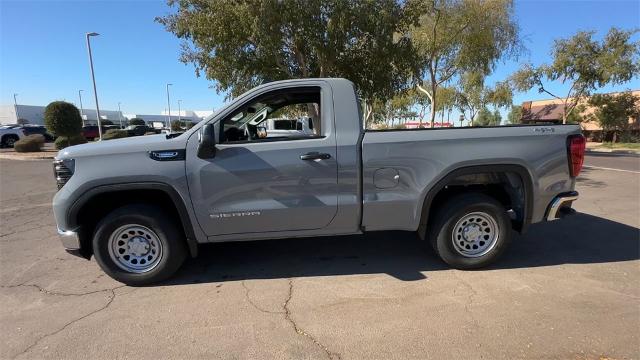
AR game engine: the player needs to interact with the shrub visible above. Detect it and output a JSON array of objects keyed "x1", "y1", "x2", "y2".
[
  {"x1": 102, "y1": 129, "x2": 128, "y2": 140},
  {"x1": 101, "y1": 120, "x2": 114, "y2": 125},
  {"x1": 619, "y1": 131, "x2": 640, "y2": 143},
  {"x1": 171, "y1": 120, "x2": 183, "y2": 132},
  {"x1": 55, "y1": 134, "x2": 88, "y2": 150},
  {"x1": 14, "y1": 134, "x2": 45, "y2": 152},
  {"x1": 129, "y1": 118, "x2": 146, "y2": 126},
  {"x1": 44, "y1": 101, "x2": 83, "y2": 138}
]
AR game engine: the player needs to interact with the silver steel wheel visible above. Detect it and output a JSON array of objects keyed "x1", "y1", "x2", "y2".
[
  {"x1": 107, "y1": 224, "x2": 163, "y2": 273},
  {"x1": 451, "y1": 211, "x2": 499, "y2": 258}
]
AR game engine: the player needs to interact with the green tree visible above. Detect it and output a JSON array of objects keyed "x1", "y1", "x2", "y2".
[
  {"x1": 506, "y1": 105, "x2": 522, "y2": 124},
  {"x1": 565, "y1": 104, "x2": 587, "y2": 124},
  {"x1": 157, "y1": 0, "x2": 414, "y2": 104},
  {"x1": 44, "y1": 101, "x2": 83, "y2": 146},
  {"x1": 455, "y1": 72, "x2": 512, "y2": 126},
  {"x1": 409, "y1": 0, "x2": 521, "y2": 127},
  {"x1": 435, "y1": 86, "x2": 457, "y2": 125},
  {"x1": 129, "y1": 118, "x2": 146, "y2": 126},
  {"x1": 455, "y1": 71, "x2": 486, "y2": 125},
  {"x1": 588, "y1": 91, "x2": 640, "y2": 142},
  {"x1": 492, "y1": 109, "x2": 502, "y2": 126},
  {"x1": 474, "y1": 107, "x2": 493, "y2": 126},
  {"x1": 511, "y1": 28, "x2": 640, "y2": 124}
]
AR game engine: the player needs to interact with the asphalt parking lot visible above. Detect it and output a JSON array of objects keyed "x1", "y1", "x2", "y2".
[{"x1": 1, "y1": 157, "x2": 638, "y2": 360}]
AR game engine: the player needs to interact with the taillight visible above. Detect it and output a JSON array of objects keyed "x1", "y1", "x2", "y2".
[{"x1": 567, "y1": 135, "x2": 586, "y2": 177}]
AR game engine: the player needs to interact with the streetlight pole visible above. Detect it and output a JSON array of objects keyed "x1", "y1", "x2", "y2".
[
  {"x1": 166, "y1": 83, "x2": 172, "y2": 131},
  {"x1": 86, "y1": 32, "x2": 103, "y2": 140},
  {"x1": 117, "y1": 102, "x2": 123, "y2": 128},
  {"x1": 13, "y1": 93, "x2": 20, "y2": 122},
  {"x1": 78, "y1": 90, "x2": 85, "y2": 126},
  {"x1": 178, "y1": 100, "x2": 182, "y2": 124}
]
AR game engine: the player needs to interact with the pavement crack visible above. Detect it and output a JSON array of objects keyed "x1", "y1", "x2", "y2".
[
  {"x1": 283, "y1": 279, "x2": 341, "y2": 360},
  {"x1": 241, "y1": 280, "x2": 284, "y2": 314},
  {"x1": 1, "y1": 283, "x2": 126, "y2": 297},
  {"x1": 12, "y1": 285, "x2": 124, "y2": 359},
  {"x1": 454, "y1": 272, "x2": 480, "y2": 331}
]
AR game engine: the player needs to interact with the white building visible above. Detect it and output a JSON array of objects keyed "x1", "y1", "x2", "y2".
[
  {"x1": 0, "y1": 104, "x2": 124, "y2": 126},
  {"x1": 125, "y1": 110, "x2": 214, "y2": 125},
  {"x1": 0, "y1": 104, "x2": 214, "y2": 127}
]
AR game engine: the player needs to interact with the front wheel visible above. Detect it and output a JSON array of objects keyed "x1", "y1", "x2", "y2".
[
  {"x1": 2, "y1": 135, "x2": 18, "y2": 148},
  {"x1": 92, "y1": 204, "x2": 187, "y2": 285},
  {"x1": 427, "y1": 193, "x2": 512, "y2": 269}
]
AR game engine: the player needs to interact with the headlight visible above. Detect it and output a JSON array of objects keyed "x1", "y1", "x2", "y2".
[{"x1": 53, "y1": 159, "x2": 75, "y2": 190}]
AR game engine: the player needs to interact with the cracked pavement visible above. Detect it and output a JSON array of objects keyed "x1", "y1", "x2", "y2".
[{"x1": 1, "y1": 158, "x2": 638, "y2": 359}]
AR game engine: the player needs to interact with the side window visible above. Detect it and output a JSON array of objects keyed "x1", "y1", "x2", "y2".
[{"x1": 220, "y1": 87, "x2": 322, "y2": 144}]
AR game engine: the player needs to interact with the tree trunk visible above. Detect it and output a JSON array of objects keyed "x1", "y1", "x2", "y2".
[
  {"x1": 416, "y1": 84, "x2": 434, "y2": 128},
  {"x1": 429, "y1": 82, "x2": 437, "y2": 128}
]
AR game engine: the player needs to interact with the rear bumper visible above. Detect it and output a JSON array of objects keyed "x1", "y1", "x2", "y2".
[{"x1": 545, "y1": 191, "x2": 579, "y2": 221}]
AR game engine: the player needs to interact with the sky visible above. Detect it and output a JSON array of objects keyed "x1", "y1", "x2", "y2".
[{"x1": 1, "y1": 0, "x2": 639, "y2": 119}]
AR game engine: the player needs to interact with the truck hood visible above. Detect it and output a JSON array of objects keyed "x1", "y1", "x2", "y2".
[{"x1": 56, "y1": 134, "x2": 188, "y2": 160}]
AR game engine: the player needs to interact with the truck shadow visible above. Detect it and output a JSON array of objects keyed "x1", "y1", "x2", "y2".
[{"x1": 166, "y1": 213, "x2": 639, "y2": 285}]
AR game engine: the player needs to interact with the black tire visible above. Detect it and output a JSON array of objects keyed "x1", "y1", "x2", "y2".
[
  {"x1": 2, "y1": 135, "x2": 19, "y2": 148},
  {"x1": 92, "y1": 204, "x2": 187, "y2": 286},
  {"x1": 427, "y1": 193, "x2": 511, "y2": 269}
]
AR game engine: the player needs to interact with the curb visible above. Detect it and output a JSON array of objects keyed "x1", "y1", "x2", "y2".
[
  {"x1": 586, "y1": 148, "x2": 640, "y2": 155},
  {"x1": 0, "y1": 153, "x2": 56, "y2": 161}
]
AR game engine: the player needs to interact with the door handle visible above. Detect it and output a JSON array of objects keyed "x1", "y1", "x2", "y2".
[{"x1": 300, "y1": 152, "x2": 331, "y2": 161}]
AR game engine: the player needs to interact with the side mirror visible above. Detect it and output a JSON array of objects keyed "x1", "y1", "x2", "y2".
[
  {"x1": 257, "y1": 126, "x2": 267, "y2": 138},
  {"x1": 197, "y1": 124, "x2": 216, "y2": 159}
]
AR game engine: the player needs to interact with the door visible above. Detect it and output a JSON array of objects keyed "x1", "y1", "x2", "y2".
[{"x1": 186, "y1": 85, "x2": 339, "y2": 236}]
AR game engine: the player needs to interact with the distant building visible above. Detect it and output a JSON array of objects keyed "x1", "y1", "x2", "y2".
[
  {"x1": 125, "y1": 110, "x2": 214, "y2": 125},
  {"x1": 0, "y1": 104, "x2": 124, "y2": 126},
  {"x1": 0, "y1": 104, "x2": 215, "y2": 127},
  {"x1": 520, "y1": 90, "x2": 640, "y2": 133}
]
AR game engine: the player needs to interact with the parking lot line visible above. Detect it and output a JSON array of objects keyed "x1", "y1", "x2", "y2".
[{"x1": 583, "y1": 165, "x2": 640, "y2": 174}]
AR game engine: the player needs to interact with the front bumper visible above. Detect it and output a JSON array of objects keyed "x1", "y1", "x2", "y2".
[
  {"x1": 58, "y1": 227, "x2": 80, "y2": 250},
  {"x1": 545, "y1": 191, "x2": 579, "y2": 221}
]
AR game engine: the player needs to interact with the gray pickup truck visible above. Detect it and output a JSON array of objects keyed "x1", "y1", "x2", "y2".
[{"x1": 53, "y1": 78, "x2": 585, "y2": 285}]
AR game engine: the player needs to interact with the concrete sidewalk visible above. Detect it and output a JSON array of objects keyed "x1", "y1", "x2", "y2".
[{"x1": 586, "y1": 142, "x2": 640, "y2": 154}]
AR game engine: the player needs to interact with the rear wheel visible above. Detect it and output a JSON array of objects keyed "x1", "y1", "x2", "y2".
[
  {"x1": 427, "y1": 193, "x2": 511, "y2": 269},
  {"x1": 92, "y1": 204, "x2": 187, "y2": 285}
]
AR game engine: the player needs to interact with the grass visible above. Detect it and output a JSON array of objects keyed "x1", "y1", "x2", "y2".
[{"x1": 595, "y1": 142, "x2": 640, "y2": 149}]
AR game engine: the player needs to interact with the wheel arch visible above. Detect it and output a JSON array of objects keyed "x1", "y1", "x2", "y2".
[
  {"x1": 418, "y1": 164, "x2": 534, "y2": 238},
  {"x1": 68, "y1": 182, "x2": 199, "y2": 258}
]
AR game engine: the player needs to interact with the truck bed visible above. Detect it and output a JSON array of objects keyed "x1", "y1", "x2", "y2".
[{"x1": 360, "y1": 124, "x2": 582, "y2": 232}]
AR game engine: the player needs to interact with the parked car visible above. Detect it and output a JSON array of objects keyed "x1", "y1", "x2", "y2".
[
  {"x1": 0, "y1": 125, "x2": 26, "y2": 147},
  {"x1": 82, "y1": 125, "x2": 122, "y2": 140},
  {"x1": 52, "y1": 78, "x2": 585, "y2": 285},
  {"x1": 21, "y1": 125, "x2": 55, "y2": 142},
  {"x1": 263, "y1": 117, "x2": 315, "y2": 138},
  {"x1": 125, "y1": 125, "x2": 161, "y2": 136}
]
